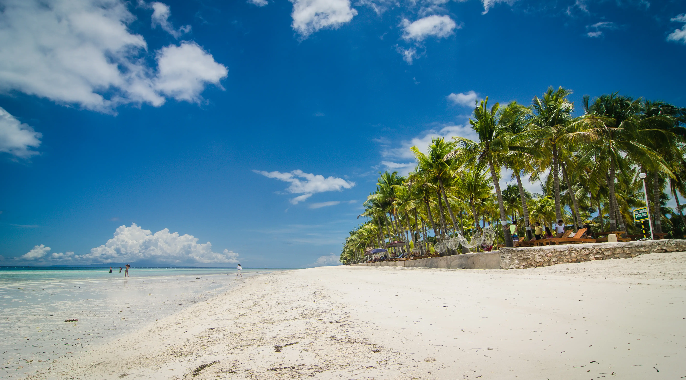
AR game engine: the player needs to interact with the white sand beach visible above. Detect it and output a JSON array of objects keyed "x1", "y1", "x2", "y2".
[{"x1": 22, "y1": 252, "x2": 686, "y2": 379}]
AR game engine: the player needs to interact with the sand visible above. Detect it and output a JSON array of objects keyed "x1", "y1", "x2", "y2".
[
  {"x1": 22, "y1": 251, "x2": 686, "y2": 379},
  {"x1": 2, "y1": 271, "x2": 253, "y2": 379}
]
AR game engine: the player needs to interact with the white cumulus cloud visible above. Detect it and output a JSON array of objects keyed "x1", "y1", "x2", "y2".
[
  {"x1": 314, "y1": 253, "x2": 341, "y2": 266},
  {"x1": 0, "y1": 0, "x2": 226, "y2": 112},
  {"x1": 380, "y1": 124, "x2": 478, "y2": 161},
  {"x1": 291, "y1": 0, "x2": 358, "y2": 37},
  {"x1": 151, "y1": 2, "x2": 191, "y2": 38},
  {"x1": 668, "y1": 14, "x2": 686, "y2": 44},
  {"x1": 0, "y1": 107, "x2": 42, "y2": 159},
  {"x1": 248, "y1": 0, "x2": 269, "y2": 6},
  {"x1": 82, "y1": 224, "x2": 240, "y2": 265},
  {"x1": 401, "y1": 15, "x2": 457, "y2": 41},
  {"x1": 154, "y1": 42, "x2": 228, "y2": 103},
  {"x1": 254, "y1": 169, "x2": 355, "y2": 204},
  {"x1": 21, "y1": 244, "x2": 51, "y2": 260},
  {"x1": 447, "y1": 91, "x2": 480, "y2": 107}
]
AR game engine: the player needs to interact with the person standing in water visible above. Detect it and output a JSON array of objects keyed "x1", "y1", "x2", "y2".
[
  {"x1": 109, "y1": 267, "x2": 112, "y2": 273},
  {"x1": 125, "y1": 264, "x2": 130, "y2": 277},
  {"x1": 236, "y1": 263, "x2": 242, "y2": 278}
]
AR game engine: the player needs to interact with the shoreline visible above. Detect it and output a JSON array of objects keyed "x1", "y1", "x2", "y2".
[
  {"x1": 21, "y1": 251, "x2": 686, "y2": 379},
  {"x1": 1, "y1": 270, "x2": 263, "y2": 379}
]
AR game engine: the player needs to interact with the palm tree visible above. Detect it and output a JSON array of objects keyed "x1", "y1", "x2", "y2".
[
  {"x1": 465, "y1": 97, "x2": 513, "y2": 246},
  {"x1": 499, "y1": 101, "x2": 537, "y2": 238},
  {"x1": 639, "y1": 100, "x2": 686, "y2": 234},
  {"x1": 579, "y1": 93, "x2": 674, "y2": 232},
  {"x1": 411, "y1": 138, "x2": 459, "y2": 241},
  {"x1": 530, "y1": 87, "x2": 575, "y2": 223}
]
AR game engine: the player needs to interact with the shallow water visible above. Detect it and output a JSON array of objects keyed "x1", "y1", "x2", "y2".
[{"x1": 0, "y1": 267, "x2": 271, "y2": 379}]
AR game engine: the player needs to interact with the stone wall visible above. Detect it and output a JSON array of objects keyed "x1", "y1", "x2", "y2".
[
  {"x1": 499, "y1": 239, "x2": 686, "y2": 269},
  {"x1": 353, "y1": 239, "x2": 686, "y2": 270},
  {"x1": 355, "y1": 252, "x2": 500, "y2": 269}
]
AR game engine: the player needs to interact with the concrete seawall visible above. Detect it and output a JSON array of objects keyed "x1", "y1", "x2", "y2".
[{"x1": 353, "y1": 239, "x2": 686, "y2": 269}]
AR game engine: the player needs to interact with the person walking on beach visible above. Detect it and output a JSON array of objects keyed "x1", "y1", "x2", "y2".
[
  {"x1": 555, "y1": 220, "x2": 565, "y2": 237},
  {"x1": 125, "y1": 264, "x2": 130, "y2": 277},
  {"x1": 236, "y1": 263, "x2": 242, "y2": 278}
]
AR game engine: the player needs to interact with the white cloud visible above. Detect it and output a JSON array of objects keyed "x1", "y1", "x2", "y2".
[
  {"x1": 481, "y1": 0, "x2": 515, "y2": 14},
  {"x1": 314, "y1": 253, "x2": 341, "y2": 266},
  {"x1": 585, "y1": 21, "x2": 617, "y2": 38},
  {"x1": 83, "y1": 224, "x2": 240, "y2": 265},
  {"x1": 355, "y1": 0, "x2": 393, "y2": 15},
  {"x1": 380, "y1": 124, "x2": 478, "y2": 160},
  {"x1": 396, "y1": 46, "x2": 418, "y2": 64},
  {"x1": 254, "y1": 169, "x2": 355, "y2": 204},
  {"x1": 22, "y1": 244, "x2": 51, "y2": 260},
  {"x1": 0, "y1": 107, "x2": 42, "y2": 159},
  {"x1": 381, "y1": 161, "x2": 416, "y2": 176},
  {"x1": 248, "y1": 0, "x2": 269, "y2": 6},
  {"x1": 447, "y1": 91, "x2": 480, "y2": 107},
  {"x1": 0, "y1": 0, "x2": 226, "y2": 112},
  {"x1": 401, "y1": 15, "x2": 457, "y2": 41},
  {"x1": 51, "y1": 251, "x2": 76, "y2": 260},
  {"x1": 667, "y1": 14, "x2": 686, "y2": 44},
  {"x1": 291, "y1": 194, "x2": 313, "y2": 204},
  {"x1": 309, "y1": 201, "x2": 341, "y2": 209},
  {"x1": 151, "y1": 2, "x2": 191, "y2": 38},
  {"x1": 154, "y1": 42, "x2": 228, "y2": 103},
  {"x1": 566, "y1": 0, "x2": 589, "y2": 16},
  {"x1": 291, "y1": 0, "x2": 358, "y2": 37}
]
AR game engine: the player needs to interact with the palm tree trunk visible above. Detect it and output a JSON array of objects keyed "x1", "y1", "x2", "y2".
[
  {"x1": 390, "y1": 212, "x2": 401, "y2": 240},
  {"x1": 652, "y1": 172, "x2": 663, "y2": 233},
  {"x1": 440, "y1": 180, "x2": 461, "y2": 234},
  {"x1": 469, "y1": 198, "x2": 479, "y2": 229},
  {"x1": 423, "y1": 197, "x2": 439, "y2": 238},
  {"x1": 435, "y1": 190, "x2": 447, "y2": 240},
  {"x1": 562, "y1": 162, "x2": 582, "y2": 229},
  {"x1": 403, "y1": 211, "x2": 413, "y2": 252},
  {"x1": 552, "y1": 143, "x2": 563, "y2": 222},
  {"x1": 597, "y1": 198, "x2": 603, "y2": 231},
  {"x1": 514, "y1": 169, "x2": 533, "y2": 240},
  {"x1": 607, "y1": 164, "x2": 617, "y2": 231},
  {"x1": 489, "y1": 156, "x2": 512, "y2": 247},
  {"x1": 419, "y1": 215, "x2": 428, "y2": 254}
]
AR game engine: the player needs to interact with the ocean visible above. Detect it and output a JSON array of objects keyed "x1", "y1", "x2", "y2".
[{"x1": 0, "y1": 266, "x2": 274, "y2": 379}]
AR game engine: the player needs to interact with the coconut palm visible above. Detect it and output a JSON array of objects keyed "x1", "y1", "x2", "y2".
[
  {"x1": 529, "y1": 87, "x2": 575, "y2": 223},
  {"x1": 579, "y1": 93, "x2": 674, "y2": 232},
  {"x1": 461, "y1": 97, "x2": 515, "y2": 246},
  {"x1": 411, "y1": 138, "x2": 459, "y2": 240}
]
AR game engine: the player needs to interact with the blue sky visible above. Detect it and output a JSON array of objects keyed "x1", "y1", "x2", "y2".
[{"x1": 1, "y1": 0, "x2": 685, "y2": 268}]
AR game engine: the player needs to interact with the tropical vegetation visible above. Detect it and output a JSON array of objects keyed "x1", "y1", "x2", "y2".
[{"x1": 340, "y1": 87, "x2": 686, "y2": 265}]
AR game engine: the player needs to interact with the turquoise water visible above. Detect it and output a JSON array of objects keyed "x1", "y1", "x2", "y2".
[
  {"x1": 0, "y1": 266, "x2": 275, "y2": 378},
  {"x1": 0, "y1": 266, "x2": 260, "y2": 281}
]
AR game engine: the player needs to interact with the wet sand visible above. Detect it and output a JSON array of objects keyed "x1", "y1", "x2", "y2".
[
  {"x1": 20, "y1": 251, "x2": 686, "y2": 379},
  {"x1": 1, "y1": 271, "x2": 248, "y2": 379}
]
